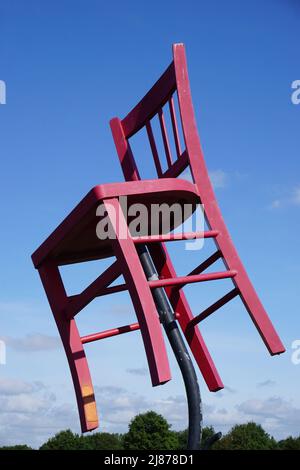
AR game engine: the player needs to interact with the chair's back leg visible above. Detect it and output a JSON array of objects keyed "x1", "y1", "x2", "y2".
[
  {"x1": 103, "y1": 198, "x2": 171, "y2": 386},
  {"x1": 173, "y1": 43, "x2": 285, "y2": 356},
  {"x1": 38, "y1": 260, "x2": 98, "y2": 432},
  {"x1": 199, "y1": 188, "x2": 285, "y2": 355}
]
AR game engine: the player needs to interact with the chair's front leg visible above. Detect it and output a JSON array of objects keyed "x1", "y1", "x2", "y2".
[
  {"x1": 103, "y1": 198, "x2": 171, "y2": 386},
  {"x1": 38, "y1": 260, "x2": 98, "y2": 432}
]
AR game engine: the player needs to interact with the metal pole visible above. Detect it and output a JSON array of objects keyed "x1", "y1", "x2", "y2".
[{"x1": 136, "y1": 244, "x2": 202, "y2": 450}]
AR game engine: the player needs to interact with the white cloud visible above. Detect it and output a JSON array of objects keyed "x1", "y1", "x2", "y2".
[
  {"x1": 126, "y1": 367, "x2": 148, "y2": 376},
  {"x1": 0, "y1": 402, "x2": 78, "y2": 448},
  {"x1": 271, "y1": 186, "x2": 300, "y2": 209},
  {"x1": 224, "y1": 385, "x2": 237, "y2": 394},
  {"x1": 1, "y1": 392, "x2": 54, "y2": 414},
  {"x1": 1, "y1": 377, "x2": 299, "y2": 448},
  {"x1": 0, "y1": 377, "x2": 44, "y2": 396},
  {"x1": 270, "y1": 199, "x2": 282, "y2": 209},
  {"x1": 181, "y1": 168, "x2": 229, "y2": 189},
  {"x1": 209, "y1": 169, "x2": 228, "y2": 189},
  {"x1": 0, "y1": 301, "x2": 35, "y2": 317},
  {"x1": 94, "y1": 385, "x2": 149, "y2": 429},
  {"x1": 0, "y1": 377, "x2": 78, "y2": 448},
  {"x1": 203, "y1": 402, "x2": 244, "y2": 430},
  {"x1": 214, "y1": 385, "x2": 237, "y2": 399},
  {"x1": 237, "y1": 396, "x2": 300, "y2": 438},
  {"x1": 237, "y1": 396, "x2": 298, "y2": 421},
  {"x1": 201, "y1": 396, "x2": 300, "y2": 440},
  {"x1": 93, "y1": 387, "x2": 300, "y2": 440},
  {"x1": 291, "y1": 187, "x2": 300, "y2": 205},
  {"x1": 93, "y1": 385, "x2": 188, "y2": 431}
]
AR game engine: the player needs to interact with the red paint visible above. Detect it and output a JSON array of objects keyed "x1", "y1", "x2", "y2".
[
  {"x1": 132, "y1": 230, "x2": 219, "y2": 244},
  {"x1": 148, "y1": 270, "x2": 237, "y2": 289}
]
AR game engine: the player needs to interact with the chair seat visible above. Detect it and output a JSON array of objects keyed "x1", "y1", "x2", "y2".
[{"x1": 32, "y1": 178, "x2": 199, "y2": 267}]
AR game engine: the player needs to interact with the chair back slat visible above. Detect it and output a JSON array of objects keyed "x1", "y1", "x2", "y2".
[
  {"x1": 122, "y1": 63, "x2": 176, "y2": 139},
  {"x1": 168, "y1": 96, "x2": 182, "y2": 159},
  {"x1": 162, "y1": 150, "x2": 189, "y2": 179},
  {"x1": 158, "y1": 107, "x2": 173, "y2": 168},
  {"x1": 146, "y1": 120, "x2": 163, "y2": 177}
]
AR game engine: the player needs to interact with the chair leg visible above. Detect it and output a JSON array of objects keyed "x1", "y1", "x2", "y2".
[
  {"x1": 203, "y1": 201, "x2": 285, "y2": 355},
  {"x1": 148, "y1": 243, "x2": 224, "y2": 392},
  {"x1": 38, "y1": 260, "x2": 98, "y2": 432},
  {"x1": 103, "y1": 198, "x2": 171, "y2": 386}
]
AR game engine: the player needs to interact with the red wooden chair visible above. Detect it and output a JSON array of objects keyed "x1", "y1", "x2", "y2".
[{"x1": 32, "y1": 43, "x2": 285, "y2": 434}]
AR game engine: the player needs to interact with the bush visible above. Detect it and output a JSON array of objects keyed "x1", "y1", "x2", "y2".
[
  {"x1": 0, "y1": 445, "x2": 33, "y2": 450},
  {"x1": 39, "y1": 429, "x2": 85, "y2": 450},
  {"x1": 176, "y1": 429, "x2": 188, "y2": 450},
  {"x1": 214, "y1": 422, "x2": 277, "y2": 450},
  {"x1": 123, "y1": 411, "x2": 179, "y2": 450},
  {"x1": 176, "y1": 426, "x2": 217, "y2": 450},
  {"x1": 277, "y1": 436, "x2": 300, "y2": 450},
  {"x1": 83, "y1": 432, "x2": 123, "y2": 450}
]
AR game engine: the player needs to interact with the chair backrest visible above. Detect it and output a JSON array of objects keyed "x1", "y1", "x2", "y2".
[{"x1": 110, "y1": 43, "x2": 210, "y2": 190}]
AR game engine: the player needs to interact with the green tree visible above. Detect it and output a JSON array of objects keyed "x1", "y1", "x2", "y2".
[
  {"x1": 214, "y1": 422, "x2": 277, "y2": 450},
  {"x1": 123, "y1": 411, "x2": 178, "y2": 450},
  {"x1": 0, "y1": 445, "x2": 33, "y2": 450},
  {"x1": 83, "y1": 432, "x2": 123, "y2": 450},
  {"x1": 176, "y1": 429, "x2": 188, "y2": 450},
  {"x1": 39, "y1": 429, "x2": 85, "y2": 450},
  {"x1": 176, "y1": 426, "x2": 217, "y2": 450},
  {"x1": 201, "y1": 426, "x2": 219, "y2": 449},
  {"x1": 278, "y1": 436, "x2": 300, "y2": 450}
]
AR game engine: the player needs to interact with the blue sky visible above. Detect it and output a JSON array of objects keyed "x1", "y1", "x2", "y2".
[{"x1": 0, "y1": 0, "x2": 299, "y2": 447}]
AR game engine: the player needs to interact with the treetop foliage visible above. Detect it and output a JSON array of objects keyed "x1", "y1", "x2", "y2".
[{"x1": 1, "y1": 412, "x2": 299, "y2": 450}]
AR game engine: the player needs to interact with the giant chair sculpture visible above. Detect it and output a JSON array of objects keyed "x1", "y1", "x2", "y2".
[{"x1": 32, "y1": 44, "x2": 285, "y2": 450}]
